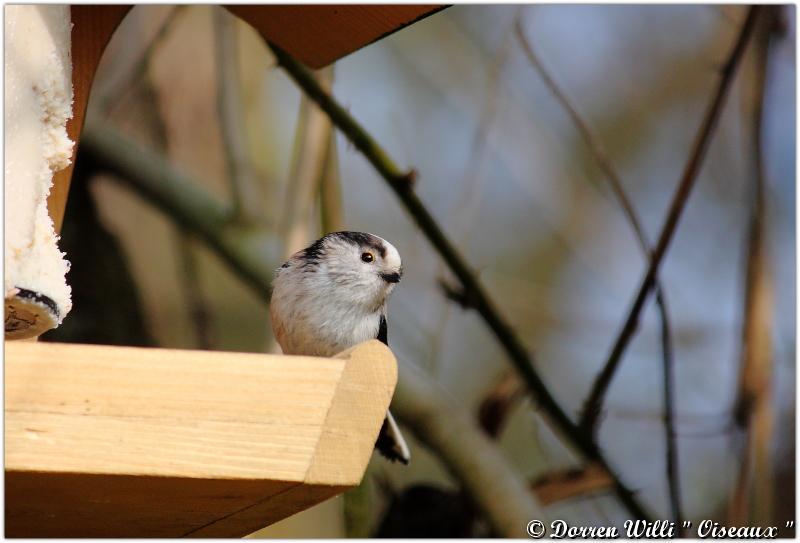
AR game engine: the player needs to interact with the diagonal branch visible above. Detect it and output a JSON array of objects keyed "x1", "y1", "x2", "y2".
[
  {"x1": 79, "y1": 120, "x2": 280, "y2": 303},
  {"x1": 578, "y1": 6, "x2": 761, "y2": 436},
  {"x1": 514, "y1": 16, "x2": 683, "y2": 524},
  {"x1": 266, "y1": 42, "x2": 652, "y2": 521},
  {"x1": 514, "y1": 18, "x2": 648, "y2": 249}
]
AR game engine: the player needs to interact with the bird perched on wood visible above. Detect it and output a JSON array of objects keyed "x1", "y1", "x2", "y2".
[{"x1": 270, "y1": 231, "x2": 410, "y2": 464}]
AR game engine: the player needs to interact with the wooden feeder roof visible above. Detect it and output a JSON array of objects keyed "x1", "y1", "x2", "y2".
[{"x1": 227, "y1": 5, "x2": 445, "y2": 69}]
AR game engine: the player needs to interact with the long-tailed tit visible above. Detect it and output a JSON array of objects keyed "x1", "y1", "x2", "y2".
[{"x1": 270, "y1": 231, "x2": 411, "y2": 464}]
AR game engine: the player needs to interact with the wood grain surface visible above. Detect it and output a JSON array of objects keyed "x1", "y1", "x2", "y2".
[{"x1": 5, "y1": 340, "x2": 397, "y2": 537}]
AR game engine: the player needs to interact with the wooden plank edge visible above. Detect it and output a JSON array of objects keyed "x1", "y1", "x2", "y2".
[{"x1": 186, "y1": 339, "x2": 398, "y2": 536}]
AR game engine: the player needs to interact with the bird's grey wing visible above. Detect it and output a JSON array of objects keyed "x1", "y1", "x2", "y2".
[{"x1": 374, "y1": 313, "x2": 410, "y2": 464}]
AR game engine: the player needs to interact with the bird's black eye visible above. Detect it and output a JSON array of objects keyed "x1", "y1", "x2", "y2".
[{"x1": 361, "y1": 252, "x2": 374, "y2": 263}]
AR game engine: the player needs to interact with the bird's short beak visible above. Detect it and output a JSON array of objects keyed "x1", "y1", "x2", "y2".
[{"x1": 381, "y1": 271, "x2": 402, "y2": 284}]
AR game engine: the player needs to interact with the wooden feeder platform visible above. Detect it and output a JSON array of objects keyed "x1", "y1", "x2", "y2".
[{"x1": 5, "y1": 340, "x2": 397, "y2": 537}]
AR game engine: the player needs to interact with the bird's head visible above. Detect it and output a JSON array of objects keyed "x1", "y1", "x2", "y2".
[{"x1": 284, "y1": 231, "x2": 402, "y2": 311}]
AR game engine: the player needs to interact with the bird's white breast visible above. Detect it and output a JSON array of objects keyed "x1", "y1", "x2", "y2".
[{"x1": 270, "y1": 268, "x2": 383, "y2": 357}]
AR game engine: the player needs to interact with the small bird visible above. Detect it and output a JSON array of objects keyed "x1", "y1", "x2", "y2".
[{"x1": 270, "y1": 231, "x2": 411, "y2": 464}]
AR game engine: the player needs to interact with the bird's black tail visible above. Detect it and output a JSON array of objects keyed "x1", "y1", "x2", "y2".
[{"x1": 376, "y1": 410, "x2": 410, "y2": 464}]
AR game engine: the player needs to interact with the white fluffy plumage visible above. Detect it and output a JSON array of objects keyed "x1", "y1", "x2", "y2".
[{"x1": 270, "y1": 231, "x2": 410, "y2": 464}]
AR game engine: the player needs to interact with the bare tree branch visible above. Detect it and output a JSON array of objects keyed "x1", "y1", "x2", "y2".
[
  {"x1": 514, "y1": 15, "x2": 683, "y2": 524},
  {"x1": 266, "y1": 41, "x2": 652, "y2": 521},
  {"x1": 578, "y1": 6, "x2": 762, "y2": 437},
  {"x1": 728, "y1": 7, "x2": 776, "y2": 526},
  {"x1": 514, "y1": 18, "x2": 647, "y2": 249},
  {"x1": 657, "y1": 294, "x2": 682, "y2": 528}
]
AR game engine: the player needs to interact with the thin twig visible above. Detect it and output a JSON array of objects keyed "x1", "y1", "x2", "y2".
[
  {"x1": 728, "y1": 8, "x2": 775, "y2": 526},
  {"x1": 659, "y1": 294, "x2": 682, "y2": 529},
  {"x1": 514, "y1": 15, "x2": 683, "y2": 524},
  {"x1": 213, "y1": 8, "x2": 261, "y2": 223},
  {"x1": 514, "y1": 18, "x2": 648, "y2": 251},
  {"x1": 267, "y1": 41, "x2": 652, "y2": 521},
  {"x1": 578, "y1": 6, "x2": 761, "y2": 436}
]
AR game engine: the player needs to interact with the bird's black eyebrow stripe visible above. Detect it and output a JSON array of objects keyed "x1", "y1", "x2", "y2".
[{"x1": 330, "y1": 231, "x2": 386, "y2": 257}]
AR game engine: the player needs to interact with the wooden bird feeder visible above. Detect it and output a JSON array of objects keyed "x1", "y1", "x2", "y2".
[
  {"x1": 6, "y1": 340, "x2": 397, "y2": 537},
  {"x1": 5, "y1": 5, "x2": 442, "y2": 537}
]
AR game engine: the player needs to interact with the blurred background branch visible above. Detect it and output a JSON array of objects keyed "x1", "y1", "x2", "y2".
[
  {"x1": 319, "y1": 134, "x2": 344, "y2": 234},
  {"x1": 393, "y1": 362, "x2": 544, "y2": 537},
  {"x1": 513, "y1": 12, "x2": 683, "y2": 525},
  {"x1": 579, "y1": 6, "x2": 761, "y2": 437},
  {"x1": 728, "y1": 6, "x2": 778, "y2": 527},
  {"x1": 280, "y1": 67, "x2": 334, "y2": 257},
  {"x1": 80, "y1": 120, "x2": 280, "y2": 303}
]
